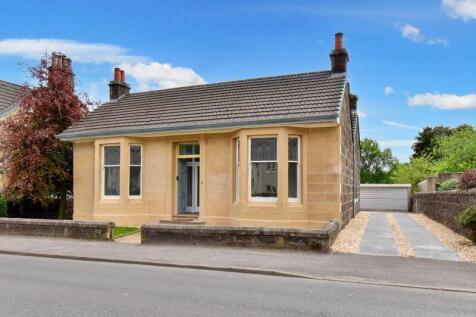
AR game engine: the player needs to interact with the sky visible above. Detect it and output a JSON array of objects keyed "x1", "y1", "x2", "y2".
[{"x1": 1, "y1": 0, "x2": 475, "y2": 161}]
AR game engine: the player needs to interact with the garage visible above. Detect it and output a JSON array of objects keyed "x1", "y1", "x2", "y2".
[{"x1": 360, "y1": 184, "x2": 412, "y2": 212}]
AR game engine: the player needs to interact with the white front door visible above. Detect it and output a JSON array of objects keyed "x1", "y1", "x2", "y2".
[{"x1": 185, "y1": 160, "x2": 200, "y2": 213}]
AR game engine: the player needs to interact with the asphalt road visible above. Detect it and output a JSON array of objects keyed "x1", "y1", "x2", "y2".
[{"x1": 0, "y1": 254, "x2": 475, "y2": 317}]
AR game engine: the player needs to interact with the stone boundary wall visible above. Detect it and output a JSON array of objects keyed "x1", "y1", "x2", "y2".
[
  {"x1": 0, "y1": 218, "x2": 114, "y2": 241},
  {"x1": 413, "y1": 192, "x2": 476, "y2": 238},
  {"x1": 142, "y1": 221, "x2": 340, "y2": 252}
]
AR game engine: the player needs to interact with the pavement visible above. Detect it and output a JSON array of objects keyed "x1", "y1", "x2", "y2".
[
  {"x1": 0, "y1": 234, "x2": 475, "y2": 293},
  {"x1": 358, "y1": 211, "x2": 460, "y2": 260},
  {"x1": 1, "y1": 254, "x2": 475, "y2": 317}
]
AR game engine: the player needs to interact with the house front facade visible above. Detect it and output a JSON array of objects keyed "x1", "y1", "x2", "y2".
[{"x1": 60, "y1": 33, "x2": 361, "y2": 229}]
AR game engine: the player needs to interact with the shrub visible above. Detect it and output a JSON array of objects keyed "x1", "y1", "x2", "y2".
[
  {"x1": 0, "y1": 194, "x2": 7, "y2": 217},
  {"x1": 437, "y1": 179, "x2": 459, "y2": 191},
  {"x1": 460, "y1": 168, "x2": 476, "y2": 190},
  {"x1": 458, "y1": 207, "x2": 476, "y2": 242}
]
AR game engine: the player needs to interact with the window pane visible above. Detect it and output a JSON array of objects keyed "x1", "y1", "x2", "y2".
[
  {"x1": 179, "y1": 144, "x2": 193, "y2": 155},
  {"x1": 251, "y1": 138, "x2": 277, "y2": 161},
  {"x1": 193, "y1": 144, "x2": 200, "y2": 155},
  {"x1": 129, "y1": 166, "x2": 141, "y2": 196},
  {"x1": 105, "y1": 166, "x2": 120, "y2": 195},
  {"x1": 105, "y1": 146, "x2": 120, "y2": 165},
  {"x1": 288, "y1": 162, "x2": 298, "y2": 198},
  {"x1": 251, "y1": 162, "x2": 277, "y2": 197},
  {"x1": 288, "y1": 138, "x2": 298, "y2": 161},
  {"x1": 130, "y1": 145, "x2": 141, "y2": 165},
  {"x1": 236, "y1": 139, "x2": 240, "y2": 163}
]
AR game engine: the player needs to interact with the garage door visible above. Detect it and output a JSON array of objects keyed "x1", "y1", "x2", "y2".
[{"x1": 360, "y1": 184, "x2": 411, "y2": 212}]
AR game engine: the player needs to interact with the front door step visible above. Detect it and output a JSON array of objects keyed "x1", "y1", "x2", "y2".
[{"x1": 160, "y1": 215, "x2": 205, "y2": 225}]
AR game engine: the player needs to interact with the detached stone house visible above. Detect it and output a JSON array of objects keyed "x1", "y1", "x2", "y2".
[{"x1": 60, "y1": 33, "x2": 361, "y2": 229}]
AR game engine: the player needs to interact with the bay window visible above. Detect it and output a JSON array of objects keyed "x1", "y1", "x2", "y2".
[
  {"x1": 103, "y1": 145, "x2": 120, "y2": 197},
  {"x1": 249, "y1": 137, "x2": 277, "y2": 200}
]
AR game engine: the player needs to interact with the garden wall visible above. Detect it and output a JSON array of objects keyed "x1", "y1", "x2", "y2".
[
  {"x1": 0, "y1": 218, "x2": 114, "y2": 240},
  {"x1": 413, "y1": 192, "x2": 476, "y2": 238}
]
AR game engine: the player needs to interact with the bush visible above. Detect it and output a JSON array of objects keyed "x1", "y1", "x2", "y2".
[
  {"x1": 0, "y1": 194, "x2": 7, "y2": 217},
  {"x1": 458, "y1": 207, "x2": 476, "y2": 242},
  {"x1": 460, "y1": 168, "x2": 476, "y2": 190},
  {"x1": 437, "y1": 179, "x2": 459, "y2": 192}
]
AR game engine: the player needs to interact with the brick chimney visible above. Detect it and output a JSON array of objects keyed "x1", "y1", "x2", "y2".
[
  {"x1": 350, "y1": 94, "x2": 358, "y2": 112},
  {"x1": 329, "y1": 32, "x2": 349, "y2": 73},
  {"x1": 108, "y1": 67, "x2": 130, "y2": 100},
  {"x1": 49, "y1": 52, "x2": 74, "y2": 87}
]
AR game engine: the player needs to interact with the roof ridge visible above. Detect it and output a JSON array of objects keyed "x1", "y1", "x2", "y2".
[
  {"x1": 124, "y1": 69, "x2": 343, "y2": 97},
  {"x1": 0, "y1": 79, "x2": 22, "y2": 88}
]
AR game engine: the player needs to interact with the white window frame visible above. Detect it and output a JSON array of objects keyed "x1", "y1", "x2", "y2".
[
  {"x1": 235, "y1": 138, "x2": 240, "y2": 202},
  {"x1": 128, "y1": 144, "x2": 143, "y2": 199},
  {"x1": 288, "y1": 136, "x2": 301, "y2": 202},
  {"x1": 102, "y1": 144, "x2": 120, "y2": 199},
  {"x1": 248, "y1": 136, "x2": 278, "y2": 202}
]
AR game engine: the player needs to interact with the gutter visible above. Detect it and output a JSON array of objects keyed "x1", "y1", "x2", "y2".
[{"x1": 59, "y1": 114, "x2": 339, "y2": 141}]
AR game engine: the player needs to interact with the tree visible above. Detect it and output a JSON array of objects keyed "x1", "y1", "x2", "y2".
[
  {"x1": 360, "y1": 138, "x2": 398, "y2": 183},
  {"x1": 412, "y1": 126, "x2": 452, "y2": 160},
  {"x1": 1, "y1": 54, "x2": 88, "y2": 219},
  {"x1": 434, "y1": 126, "x2": 476, "y2": 172},
  {"x1": 391, "y1": 156, "x2": 439, "y2": 192}
]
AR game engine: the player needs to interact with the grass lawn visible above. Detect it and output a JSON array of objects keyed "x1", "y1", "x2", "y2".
[{"x1": 113, "y1": 227, "x2": 140, "y2": 238}]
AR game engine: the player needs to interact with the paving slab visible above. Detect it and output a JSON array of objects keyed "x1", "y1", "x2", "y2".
[
  {"x1": 393, "y1": 213, "x2": 460, "y2": 261},
  {"x1": 359, "y1": 212, "x2": 399, "y2": 256}
]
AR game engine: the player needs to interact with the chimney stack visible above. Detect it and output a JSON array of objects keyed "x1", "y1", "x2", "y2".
[
  {"x1": 49, "y1": 52, "x2": 74, "y2": 88},
  {"x1": 109, "y1": 67, "x2": 130, "y2": 100},
  {"x1": 349, "y1": 94, "x2": 358, "y2": 112},
  {"x1": 329, "y1": 32, "x2": 349, "y2": 73}
]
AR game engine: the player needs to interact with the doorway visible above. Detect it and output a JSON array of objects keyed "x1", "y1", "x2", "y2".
[{"x1": 177, "y1": 144, "x2": 200, "y2": 214}]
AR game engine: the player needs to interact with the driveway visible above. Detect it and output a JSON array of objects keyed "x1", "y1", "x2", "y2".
[{"x1": 338, "y1": 211, "x2": 460, "y2": 261}]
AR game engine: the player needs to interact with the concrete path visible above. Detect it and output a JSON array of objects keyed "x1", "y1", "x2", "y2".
[
  {"x1": 0, "y1": 235, "x2": 475, "y2": 293},
  {"x1": 114, "y1": 232, "x2": 141, "y2": 244},
  {"x1": 359, "y1": 212, "x2": 399, "y2": 256},
  {"x1": 358, "y1": 212, "x2": 460, "y2": 261},
  {"x1": 394, "y1": 213, "x2": 460, "y2": 261}
]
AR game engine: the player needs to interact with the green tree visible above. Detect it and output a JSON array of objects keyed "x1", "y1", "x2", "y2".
[
  {"x1": 412, "y1": 126, "x2": 452, "y2": 160},
  {"x1": 391, "y1": 156, "x2": 438, "y2": 192},
  {"x1": 434, "y1": 126, "x2": 476, "y2": 172},
  {"x1": 360, "y1": 138, "x2": 398, "y2": 183}
]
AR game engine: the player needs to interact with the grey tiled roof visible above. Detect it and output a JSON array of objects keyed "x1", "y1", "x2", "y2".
[
  {"x1": 60, "y1": 70, "x2": 347, "y2": 140},
  {"x1": 0, "y1": 80, "x2": 22, "y2": 114}
]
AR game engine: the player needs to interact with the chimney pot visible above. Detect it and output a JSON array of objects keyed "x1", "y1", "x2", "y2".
[
  {"x1": 114, "y1": 67, "x2": 121, "y2": 82},
  {"x1": 120, "y1": 70, "x2": 125, "y2": 83},
  {"x1": 335, "y1": 32, "x2": 343, "y2": 49}
]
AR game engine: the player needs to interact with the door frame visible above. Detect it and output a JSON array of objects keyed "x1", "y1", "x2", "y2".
[
  {"x1": 175, "y1": 142, "x2": 200, "y2": 215},
  {"x1": 185, "y1": 160, "x2": 200, "y2": 213}
]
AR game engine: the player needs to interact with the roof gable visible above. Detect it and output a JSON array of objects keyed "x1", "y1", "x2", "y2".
[{"x1": 0, "y1": 80, "x2": 22, "y2": 114}]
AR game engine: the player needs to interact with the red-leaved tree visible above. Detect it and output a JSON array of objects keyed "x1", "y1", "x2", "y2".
[{"x1": 1, "y1": 54, "x2": 88, "y2": 219}]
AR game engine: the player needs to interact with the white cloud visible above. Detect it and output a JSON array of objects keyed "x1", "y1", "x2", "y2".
[
  {"x1": 442, "y1": 0, "x2": 476, "y2": 21},
  {"x1": 378, "y1": 139, "x2": 415, "y2": 148},
  {"x1": 382, "y1": 120, "x2": 419, "y2": 130},
  {"x1": 401, "y1": 24, "x2": 423, "y2": 42},
  {"x1": 357, "y1": 111, "x2": 367, "y2": 118},
  {"x1": 408, "y1": 93, "x2": 476, "y2": 109},
  {"x1": 0, "y1": 38, "x2": 146, "y2": 64},
  {"x1": 399, "y1": 24, "x2": 448, "y2": 45},
  {"x1": 384, "y1": 86, "x2": 394, "y2": 96},
  {"x1": 119, "y1": 62, "x2": 207, "y2": 91},
  {"x1": 0, "y1": 38, "x2": 208, "y2": 91}
]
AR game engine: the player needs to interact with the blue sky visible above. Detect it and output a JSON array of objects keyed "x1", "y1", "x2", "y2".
[{"x1": 1, "y1": 0, "x2": 475, "y2": 161}]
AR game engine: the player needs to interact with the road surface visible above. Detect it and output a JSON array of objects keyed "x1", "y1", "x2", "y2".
[{"x1": 0, "y1": 254, "x2": 474, "y2": 316}]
